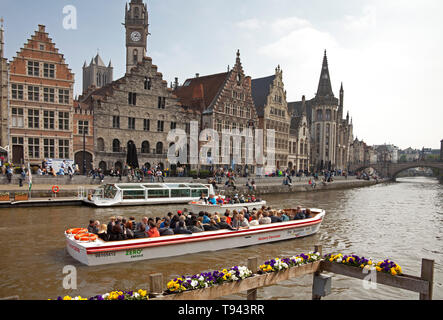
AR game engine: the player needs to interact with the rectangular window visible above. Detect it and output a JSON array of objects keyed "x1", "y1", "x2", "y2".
[
  {"x1": 44, "y1": 138, "x2": 55, "y2": 158},
  {"x1": 28, "y1": 86, "x2": 40, "y2": 101},
  {"x1": 157, "y1": 120, "x2": 164, "y2": 132},
  {"x1": 158, "y1": 97, "x2": 166, "y2": 109},
  {"x1": 11, "y1": 84, "x2": 24, "y2": 100},
  {"x1": 28, "y1": 109, "x2": 40, "y2": 129},
  {"x1": 128, "y1": 117, "x2": 135, "y2": 130},
  {"x1": 11, "y1": 108, "x2": 24, "y2": 128},
  {"x1": 143, "y1": 119, "x2": 150, "y2": 131},
  {"x1": 59, "y1": 139, "x2": 70, "y2": 159},
  {"x1": 128, "y1": 92, "x2": 137, "y2": 106},
  {"x1": 28, "y1": 137, "x2": 40, "y2": 159},
  {"x1": 112, "y1": 116, "x2": 120, "y2": 129},
  {"x1": 43, "y1": 110, "x2": 55, "y2": 129},
  {"x1": 59, "y1": 89, "x2": 69, "y2": 104},
  {"x1": 78, "y1": 120, "x2": 89, "y2": 135},
  {"x1": 43, "y1": 88, "x2": 55, "y2": 102},
  {"x1": 170, "y1": 122, "x2": 177, "y2": 130},
  {"x1": 12, "y1": 137, "x2": 24, "y2": 145},
  {"x1": 58, "y1": 112, "x2": 69, "y2": 130},
  {"x1": 27, "y1": 61, "x2": 39, "y2": 77},
  {"x1": 43, "y1": 63, "x2": 55, "y2": 78}
]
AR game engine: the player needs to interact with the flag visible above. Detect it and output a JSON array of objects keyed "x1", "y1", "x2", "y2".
[{"x1": 27, "y1": 163, "x2": 32, "y2": 192}]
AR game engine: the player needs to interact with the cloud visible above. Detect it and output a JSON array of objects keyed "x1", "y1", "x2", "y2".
[
  {"x1": 270, "y1": 17, "x2": 312, "y2": 35},
  {"x1": 236, "y1": 18, "x2": 262, "y2": 30},
  {"x1": 344, "y1": 6, "x2": 377, "y2": 31}
]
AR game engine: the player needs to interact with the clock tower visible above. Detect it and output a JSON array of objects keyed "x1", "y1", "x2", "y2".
[{"x1": 125, "y1": 0, "x2": 149, "y2": 74}]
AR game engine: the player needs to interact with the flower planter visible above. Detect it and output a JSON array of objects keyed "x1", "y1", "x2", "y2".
[
  {"x1": 14, "y1": 194, "x2": 29, "y2": 201},
  {"x1": 0, "y1": 193, "x2": 10, "y2": 202},
  {"x1": 152, "y1": 261, "x2": 321, "y2": 300}
]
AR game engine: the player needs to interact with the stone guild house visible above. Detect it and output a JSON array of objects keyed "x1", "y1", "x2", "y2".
[
  {"x1": 73, "y1": 100, "x2": 94, "y2": 174},
  {"x1": 8, "y1": 25, "x2": 74, "y2": 165},
  {"x1": 173, "y1": 50, "x2": 260, "y2": 174},
  {"x1": 0, "y1": 20, "x2": 8, "y2": 149},
  {"x1": 251, "y1": 65, "x2": 291, "y2": 173},
  {"x1": 80, "y1": 0, "x2": 199, "y2": 174},
  {"x1": 288, "y1": 96, "x2": 311, "y2": 173}
]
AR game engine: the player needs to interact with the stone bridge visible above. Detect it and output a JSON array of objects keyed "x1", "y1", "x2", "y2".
[{"x1": 349, "y1": 161, "x2": 443, "y2": 180}]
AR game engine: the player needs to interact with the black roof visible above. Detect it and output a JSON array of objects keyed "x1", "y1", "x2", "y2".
[{"x1": 251, "y1": 75, "x2": 275, "y2": 117}]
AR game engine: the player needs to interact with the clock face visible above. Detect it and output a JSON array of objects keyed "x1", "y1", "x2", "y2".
[{"x1": 131, "y1": 31, "x2": 142, "y2": 42}]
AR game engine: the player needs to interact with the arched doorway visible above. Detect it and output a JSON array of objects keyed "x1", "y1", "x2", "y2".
[
  {"x1": 115, "y1": 161, "x2": 123, "y2": 173},
  {"x1": 113, "y1": 139, "x2": 121, "y2": 153},
  {"x1": 74, "y1": 151, "x2": 93, "y2": 174},
  {"x1": 99, "y1": 161, "x2": 107, "y2": 173},
  {"x1": 141, "y1": 141, "x2": 150, "y2": 154}
]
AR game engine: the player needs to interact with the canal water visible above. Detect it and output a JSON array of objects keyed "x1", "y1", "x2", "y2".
[{"x1": 0, "y1": 177, "x2": 441, "y2": 300}]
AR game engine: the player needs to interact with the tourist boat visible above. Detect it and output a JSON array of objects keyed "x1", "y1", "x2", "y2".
[
  {"x1": 188, "y1": 200, "x2": 267, "y2": 214},
  {"x1": 82, "y1": 183, "x2": 216, "y2": 207},
  {"x1": 65, "y1": 208, "x2": 325, "y2": 266}
]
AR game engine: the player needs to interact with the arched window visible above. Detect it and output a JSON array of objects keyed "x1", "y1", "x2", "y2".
[
  {"x1": 144, "y1": 77, "x2": 151, "y2": 90},
  {"x1": 133, "y1": 49, "x2": 138, "y2": 65},
  {"x1": 97, "y1": 138, "x2": 105, "y2": 152},
  {"x1": 156, "y1": 142, "x2": 163, "y2": 155},
  {"x1": 99, "y1": 161, "x2": 107, "y2": 172},
  {"x1": 134, "y1": 7, "x2": 140, "y2": 19},
  {"x1": 112, "y1": 139, "x2": 121, "y2": 153},
  {"x1": 141, "y1": 141, "x2": 150, "y2": 154}
]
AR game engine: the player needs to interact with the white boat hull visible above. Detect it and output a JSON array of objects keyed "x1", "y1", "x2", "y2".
[
  {"x1": 83, "y1": 197, "x2": 202, "y2": 207},
  {"x1": 66, "y1": 209, "x2": 325, "y2": 266},
  {"x1": 188, "y1": 201, "x2": 267, "y2": 214}
]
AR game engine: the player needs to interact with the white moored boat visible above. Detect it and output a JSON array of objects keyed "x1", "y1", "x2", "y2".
[
  {"x1": 83, "y1": 183, "x2": 216, "y2": 207},
  {"x1": 65, "y1": 208, "x2": 325, "y2": 266},
  {"x1": 188, "y1": 200, "x2": 267, "y2": 214}
]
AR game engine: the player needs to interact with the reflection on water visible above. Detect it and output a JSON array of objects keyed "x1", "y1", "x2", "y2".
[{"x1": 0, "y1": 177, "x2": 441, "y2": 300}]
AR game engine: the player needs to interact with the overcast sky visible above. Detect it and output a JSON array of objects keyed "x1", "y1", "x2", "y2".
[{"x1": 2, "y1": 0, "x2": 442, "y2": 149}]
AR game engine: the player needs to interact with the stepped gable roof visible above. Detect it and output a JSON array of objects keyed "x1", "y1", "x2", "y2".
[
  {"x1": 173, "y1": 72, "x2": 229, "y2": 112},
  {"x1": 251, "y1": 75, "x2": 275, "y2": 117}
]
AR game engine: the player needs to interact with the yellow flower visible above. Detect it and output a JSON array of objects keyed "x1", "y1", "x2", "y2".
[
  {"x1": 138, "y1": 289, "x2": 147, "y2": 297},
  {"x1": 360, "y1": 264, "x2": 365, "y2": 268},
  {"x1": 391, "y1": 268, "x2": 397, "y2": 276},
  {"x1": 376, "y1": 266, "x2": 382, "y2": 272},
  {"x1": 368, "y1": 261, "x2": 373, "y2": 265},
  {"x1": 329, "y1": 258, "x2": 334, "y2": 262},
  {"x1": 63, "y1": 296, "x2": 72, "y2": 300}
]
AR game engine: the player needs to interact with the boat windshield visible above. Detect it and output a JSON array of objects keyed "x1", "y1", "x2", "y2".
[{"x1": 101, "y1": 185, "x2": 118, "y2": 199}]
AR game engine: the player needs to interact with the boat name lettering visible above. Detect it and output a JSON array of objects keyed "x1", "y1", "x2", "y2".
[
  {"x1": 258, "y1": 235, "x2": 281, "y2": 241},
  {"x1": 126, "y1": 249, "x2": 143, "y2": 258},
  {"x1": 95, "y1": 252, "x2": 116, "y2": 258}
]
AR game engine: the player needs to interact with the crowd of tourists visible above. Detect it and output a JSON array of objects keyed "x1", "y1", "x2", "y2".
[{"x1": 85, "y1": 206, "x2": 313, "y2": 242}]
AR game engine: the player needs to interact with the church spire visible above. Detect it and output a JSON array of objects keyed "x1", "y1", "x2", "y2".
[{"x1": 316, "y1": 50, "x2": 334, "y2": 97}]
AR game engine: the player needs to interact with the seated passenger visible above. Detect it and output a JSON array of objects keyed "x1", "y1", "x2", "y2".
[
  {"x1": 224, "y1": 211, "x2": 232, "y2": 226},
  {"x1": 159, "y1": 220, "x2": 174, "y2": 236},
  {"x1": 147, "y1": 221, "x2": 160, "y2": 238},
  {"x1": 294, "y1": 207, "x2": 306, "y2": 220},
  {"x1": 259, "y1": 212, "x2": 272, "y2": 225},
  {"x1": 202, "y1": 212, "x2": 211, "y2": 224},
  {"x1": 217, "y1": 216, "x2": 237, "y2": 231},
  {"x1": 305, "y1": 209, "x2": 312, "y2": 219},
  {"x1": 239, "y1": 214, "x2": 250, "y2": 228},
  {"x1": 189, "y1": 220, "x2": 204, "y2": 233},
  {"x1": 98, "y1": 224, "x2": 109, "y2": 241},
  {"x1": 280, "y1": 210, "x2": 290, "y2": 222},
  {"x1": 134, "y1": 223, "x2": 147, "y2": 239},
  {"x1": 203, "y1": 219, "x2": 220, "y2": 231},
  {"x1": 175, "y1": 221, "x2": 192, "y2": 235},
  {"x1": 208, "y1": 195, "x2": 217, "y2": 205},
  {"x1": 110, "y1": 223, "x2": 124, "y2": 241},
  {"x1": 270, "y1": 211, "x2": 283, "y2": 223},
  {"x1": 249, "y1": 214, "x2": 259, "y2": 226},
  {"x1": 88, "y1": 220, "x2": 98, "y2": 234}
]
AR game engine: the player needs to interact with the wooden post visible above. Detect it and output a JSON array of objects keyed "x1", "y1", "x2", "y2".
[
  {"x1": 312, "y1": 245, "x2": 323, "y2": 300},
  {"x1": 149, "y1": 273, "x2": 164, "y2": 296},
  {"x1": 247, "y1": 257, "x2": 258, "y2": 300},
  {"x1": 419, "y1": 259, "x2": 434, "y2": 300}
]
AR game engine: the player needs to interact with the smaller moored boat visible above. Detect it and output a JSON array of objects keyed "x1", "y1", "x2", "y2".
[{"x1": 83, "y1": 183, "x2": 216, "y2": 207}]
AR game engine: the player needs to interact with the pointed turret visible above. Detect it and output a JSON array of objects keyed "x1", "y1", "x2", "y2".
[
  {"x1": 108, "y1": 60, "x2": 113, "y2": 68},
  {"x1": 339, "y1": 82, "x2": 344, "y2": 119},
  {"x1": 316, "y1": 50, "x2": 334, "y2": 97},
  {"x1": 301, "y1": 95, "x2": 307, "y2": 116},
  {"x1": 0, "y1": 18, "x2": 4, "y2": 58}
]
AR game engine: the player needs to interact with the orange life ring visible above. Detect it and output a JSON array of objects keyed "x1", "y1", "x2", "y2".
[
  {"x1": 52, "y1": 186, "x2": 60, "y2": 193},
  {"x1": 74, "y1": 233, "x2": 98, "y2": 242},
  {"x1": 66, "y1": 228, "x2": 88, "y2": 235}
]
